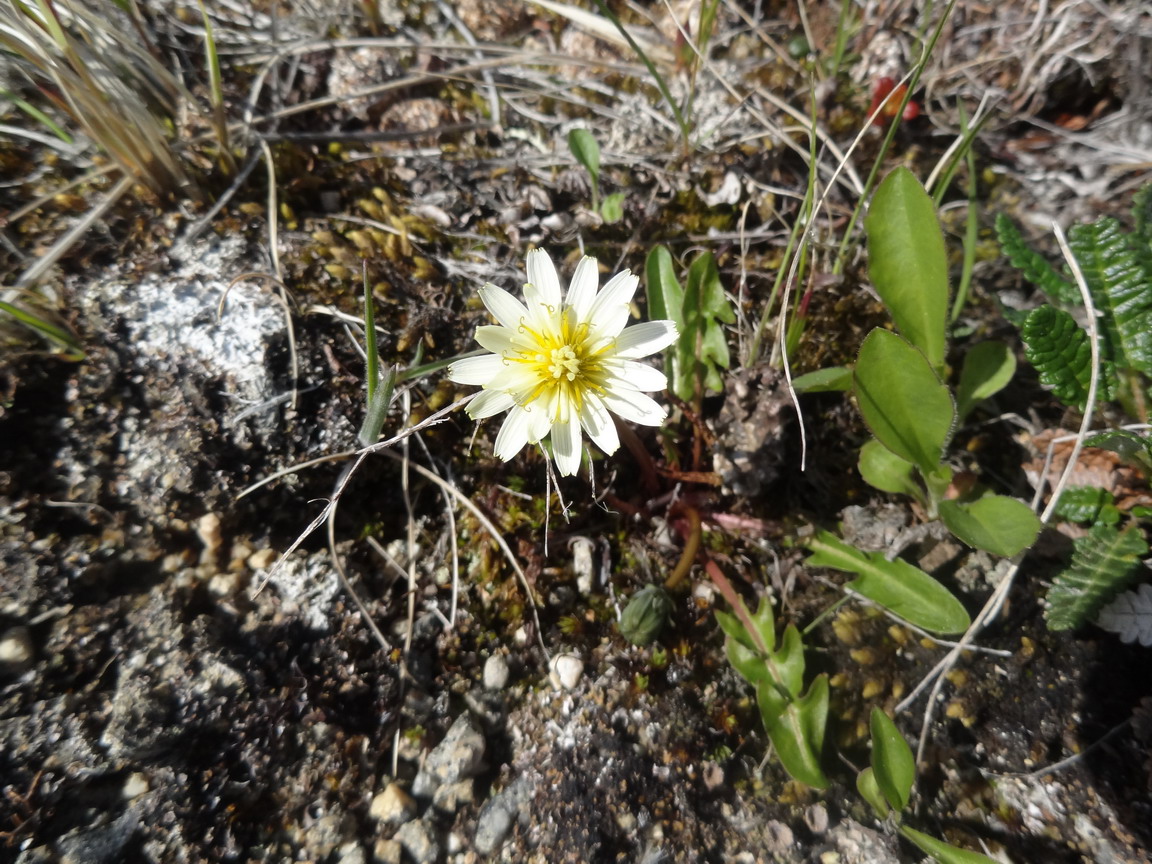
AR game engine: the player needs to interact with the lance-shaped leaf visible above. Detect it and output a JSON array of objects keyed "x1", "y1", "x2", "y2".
[
  {"x1": 671, "y1": 250, "x2": 734, "y2": 401},
  {"x1": 806, "y1": 531, "x2": 970, "y2": 634},
  {"x1": 900, "y1": 826, "x2": 999, "y2": 864},
  {"x1": 759, "y1": 674, "x2": 828, "y2": 789},
  {"x1": 858, "y1": 438, "x2": 923, "y2": 503},
  {"x1": 870, "y1": 709, "x2": 915, "y2": 812},
  {"x1": 866, "y1": 167, "x2": 950, "y2": 371},
  {"x1": 938, "y1": 495, "x2": 1041, "y2": 558},
  {"x1": 854, "y1": 329, "x2": 955, "y2": 475},
  {"x1": 955, "y1": 341, "x2": 1016, "y2": 420}
]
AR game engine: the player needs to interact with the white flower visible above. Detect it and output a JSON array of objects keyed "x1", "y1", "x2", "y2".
[{"x1": 448, "y1": 249, "x2": 679, "y2": 476}]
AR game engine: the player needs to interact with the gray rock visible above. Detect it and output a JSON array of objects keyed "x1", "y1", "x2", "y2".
[
  {"x1": 336, "y1": 840, "x2": 367, "y2": 864},
  {"x1": 393, "y1": 819, "x2": 440, "y2": 864},
  {"x1": 473, "y1": 776, "x2": 531, "y2": 855},
  {"x1": 430, "y1": 779, "x2": 474, "y2": 814},
  {"x1": 411, "y1": 713, "x2": 485, "y2": 798}
]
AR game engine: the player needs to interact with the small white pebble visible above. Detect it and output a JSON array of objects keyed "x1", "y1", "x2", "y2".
[
  {"x1": 246, "y1": 548, "x2": 277, "y2": 571},
  {"x1": 122, "y1": 772, "x2": 149, "y2": 799},
  {"x1": 483, "y1": 654, "x2": 510, "y2": 691},
  {"x1": 196, "y1": 513, "x2": 223, "y2": 558},
  {"x1": 570, "y1": 536, "x2": 595, "y2": 594},
  {"x1": 0, "y1": 626, "x2": 34, "y2": 670},
  {"x1": 549, "y1": 652, "x2": 583, "y2": 690}
]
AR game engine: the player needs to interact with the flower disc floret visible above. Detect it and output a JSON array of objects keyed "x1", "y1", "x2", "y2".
[{"x1": 448, "y1": 249, "x2": 678, "y2": 476}]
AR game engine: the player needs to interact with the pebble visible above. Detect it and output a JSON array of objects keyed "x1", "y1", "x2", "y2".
[
  {"x1": 482, "y1": 654, "x2": 509, "y2": 691},
  {"x1": 122, "y1": 772, "x2": 149, "y2": 800},
  {"x1": 247, "y1": 547, "x2": 277, "y2": 570},
  {"x1": 411, "y1": 714, "x2": 485, "y2": 798},
  {"x1": 369, "y1": 782, "x2": 418, "y2": 828},
  {"x1": 0, "y1": 625, "x2": 34, "y2": 675},
  {"x1": 196, "y1": 513, "x2": 223, "y2": 558},
  {"x1": 393, "y1": 819, "x2": 440, "y2": 864},
  {"x1": 431, "y1": 779, "x2": 474, "y2": 814},
  {"x1": 570, "y1": 536, "x2": 595, "y2": 593},
  {"x1": 548, "y1": 652, "x2": 583, "y2": 690},
  {"x1": 372, "y1": 838, "x2": 402, "y2": 864},
  {"x1": 473, "y1": 776, "x2": 530, "y2": 855}
]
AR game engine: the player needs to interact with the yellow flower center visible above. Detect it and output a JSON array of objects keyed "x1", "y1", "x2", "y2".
[{"x1": 512, "y1": 309, "x2": 609, "y2": 414}]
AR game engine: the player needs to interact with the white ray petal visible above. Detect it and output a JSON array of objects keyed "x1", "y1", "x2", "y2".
[
  {"x1": 474, "y1": 325, "x2": 525, "y2": 356},
  {"x1": 586, "y1": 270, "x2": 638, "y2": 340},
  {"x1": 580, "y1": 393, "x2": 619, "y2": 455},
  {"x1": 612, "y1": 320, "x2": 678, "y2": 358},
  {"x1": 478, "y1": 283, "x2": 530, "y2": 330},
  {"x1": 525, "y1": 248, "x2": 562, "y2": 310},
  {"x1": 565, "y1": 256, "x2": 599, "y2": 321},
  {"x1": 602, "y1": 359, "x2": 668, "y2": 391},
  {"x1": 602, "y1": 388, "x2": 667, "y2": 426},
  {"x1": 467, "y1": 389, "x2": 516, "y2": 419},
  {"x1": 551, "y1": 410, "x2": 583, "y2": 476},
  {"x1": 494, "y1": 406, "x2": 532, "y2": 461},
  {"x1": 448, "y1": 354, "x2": 504, "y2": 385}
]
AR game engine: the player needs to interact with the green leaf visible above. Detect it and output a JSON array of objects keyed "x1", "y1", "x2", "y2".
[
  {"x1": 760, "y1": 674, "x2": 828, "y2": 789},
  {"x1": 1069, "y1": 216, "x2": 1152, "y2": 378},
  {"x1": 1021, "y1": 305, "x2": 1116, "y2": 409},
  {"x1": 865, "y1": 167, "x2": 950, "y2": 371},
  {"x1": 858, "y1": 439, "x2": 923, "y2": 502},
  {"x1": 856, "y1": 768, "x2": 890, "y2": 820},
  {"x1": 854, "y1": 329, "x2": 955, "y2": 474},
  {"x1": 1051, "y1": 486, "x2": 1120, "y2": 525},
  {"x1": 0, "y1": 300, "x2": 85, "y2": 358},
  {"x1": 938, "y1": 496, "x2": 1041, "y2": 557},
  {"x1": 791, "y1": 366, "x2": 853, "y2": 393},
  {"x1": 955, "y1": 341, "x2": 1017, "y2": 420},
  {"x1": 1083, "y1": 429, "x2": 1152, "y2": 469},
  {"x1": 567, "y1": 128, "x2": 600, "y2": 185},
  {"x1": 600, "y1": 191, "x2": 625, "y2": 223},
  {"x1": 645, "y1": 246, "x2": 685, "y2": 326},
  {"x1": 674, "y1": 251, "x2": 734, "y2": 401},
  {"x1": 995, "y1": 213, "x2": 1079, "y2": 306},
  {"x1": 1047, "y1": 522, "x2": 1149, "y2": 631},
  {"x1": 806, "y1": 531, "x2": 971, "y2": 634},
  {"x1": 900, "y1": 826, "x2": 999, "y2": 864},
  {"x1": 870, "y1": 708, "x2": 915, "y2": 812}
]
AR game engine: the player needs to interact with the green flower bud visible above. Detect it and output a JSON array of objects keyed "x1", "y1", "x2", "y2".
[{"x1": 619, "y1": 585, "x2": 674, "y2": 646}]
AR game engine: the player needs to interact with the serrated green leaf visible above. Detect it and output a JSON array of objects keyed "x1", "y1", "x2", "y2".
[
  {"x1": 938, "y1": 495, "x2": 1041, "y2": 558},
  {"x1": 900, "y1": 826, "x2": 999, "y2": 864},
  {"x1": 995, "y1": 213, "x2": 1080, "y2": 305},
  {"x1": 858, "y1": 438, "x2": 923, "y2": 502},
  {"x1": 856, "y1": 768, "x2": 890, "y2": 820},
  {"x1": 567, "y1": 128, "x2": 600, "y2": 185},
  {"x1": 854, "y1": 329, "x2": 956, "y2": 474},
  {"x1": 955, "y1": 341, "x2": 1017, "y2": 420},
  {"x1": 1021, "y1": 305, "x2": 1116, "y2": 409},
  {"x1": 870, "y1": 708, "x2": 915, "y2": 812},
  {"x1": 1069, "y1": 217, "x2": 1152, "y2": 378},
  {"x1": 806, "y1": 531, "x2": 971, "y2": 634},
  {"x1": 1051, "y1": 486, "x2": 1120, "y2": 525},
  {"x1": 1047, "y1": 522, "x2": 1149, "y2": 630},
  {"x1": 866, "y1": 167, "x2": 950, "y2": 371},
  {"x1": 792, "y1": 366, "x2": 853, "y2": 393}
]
